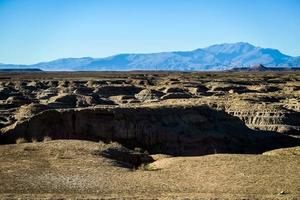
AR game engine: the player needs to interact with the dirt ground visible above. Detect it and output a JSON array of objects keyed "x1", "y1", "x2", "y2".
[{"x1": 0, "y1": 140, "x2": 299, "y2": 199}]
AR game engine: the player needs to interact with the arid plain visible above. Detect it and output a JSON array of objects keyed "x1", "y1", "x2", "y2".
[{"x1": 0, "y1": 71, "x2": 299, "y2": 199}]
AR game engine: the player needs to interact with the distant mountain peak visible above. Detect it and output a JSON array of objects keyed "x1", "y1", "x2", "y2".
[
  {"x1": 1, "y1": 42, "x2": 299, "y2": 71},
  {"x1": 204, "y1": 42, "x2": 257, "y2": 54},
  {"x1": 250, "y1": 64, "x2": 268, "y2": 70}
]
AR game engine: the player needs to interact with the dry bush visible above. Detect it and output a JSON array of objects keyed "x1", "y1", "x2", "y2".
[
  {"x1": 31, "y1": 138, "x2": 38, "y2": 143},
  {"x1": 138, "y1": 163, "x2": 158, "y2": 171},
  {"x1": 16, "y1": 138, "x2": 27, "y2": 144},
  {"x1": 43, "y1": 136, "x2": 52, "y2": 142}
]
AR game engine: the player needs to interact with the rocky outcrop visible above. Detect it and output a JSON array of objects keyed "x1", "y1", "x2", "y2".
[
  {"x1": 135, "y1": 89, "x2": 164, "y2": 102},
  {"x1": 94, "y1": 85, "x2": 143, "y2": 97},
  {"x1": 225, "y1": 105, "x2": 300, "y2": 135}
]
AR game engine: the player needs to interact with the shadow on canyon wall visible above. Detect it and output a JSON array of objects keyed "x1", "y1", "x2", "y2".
[{"x1": 1, "y1": 105, "x2": 299, "y2": 156}]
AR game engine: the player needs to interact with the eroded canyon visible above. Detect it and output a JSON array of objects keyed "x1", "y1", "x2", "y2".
[{"x1": 0, "y1": 71, "x2": 299, "y2": 199}]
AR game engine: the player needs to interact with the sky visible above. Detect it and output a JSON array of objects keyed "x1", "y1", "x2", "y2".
[{"x1": 0, "y1": 0, "x2": 300, "y2": 64}]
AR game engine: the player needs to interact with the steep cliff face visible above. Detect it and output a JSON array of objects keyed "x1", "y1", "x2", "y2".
[
  {"x1": 1, "y1": 105, "x2": 299, "y2": 155},
  {"x1": 225, "y1": 105, "x2": 300, "y2": 135}
]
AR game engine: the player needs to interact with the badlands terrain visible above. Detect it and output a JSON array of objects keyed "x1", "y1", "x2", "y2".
[{"x1": 0, "y1": 71, "x2": 300, "y2": 199}]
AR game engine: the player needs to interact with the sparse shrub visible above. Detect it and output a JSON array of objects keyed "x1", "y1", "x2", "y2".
[
  {"x1": 138, "y1": 163, "x2": 157, "y2": 171},
  {"x1": 16, "y1": 138, "x2": 27, "y2": 144},
  {"x1": 31, "y1": 138, "x2": 38, "y2": 143},
  {"x1": 43, "y1": 136, "x2": 52, "y2": 142}
]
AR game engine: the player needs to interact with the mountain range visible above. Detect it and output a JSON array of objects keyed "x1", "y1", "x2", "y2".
[{"x1": 1, "y1": 42, "x2": 299, "y2": 71}]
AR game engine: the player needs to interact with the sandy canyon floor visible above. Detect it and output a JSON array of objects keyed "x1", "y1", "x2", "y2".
[{"x1": 0, "y1": 71, "x2": 299, "y2": 199}]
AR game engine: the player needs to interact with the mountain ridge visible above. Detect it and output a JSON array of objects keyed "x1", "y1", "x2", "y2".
[{"x1": 1, "y1": 42, "x2": 299, "y2": 71}]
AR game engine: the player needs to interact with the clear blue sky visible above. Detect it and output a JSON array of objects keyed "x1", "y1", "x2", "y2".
[{"x1": 0, "y1": 0, "x2": 299, "y2": 64}]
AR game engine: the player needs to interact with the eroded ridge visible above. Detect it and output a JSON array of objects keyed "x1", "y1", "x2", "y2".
[
  {"x1": 1, "y1": 104, "x2": 299, "y2": 156},
  {"x1": 0, "y1": 71, "x2": 299, "y2": 150}
]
